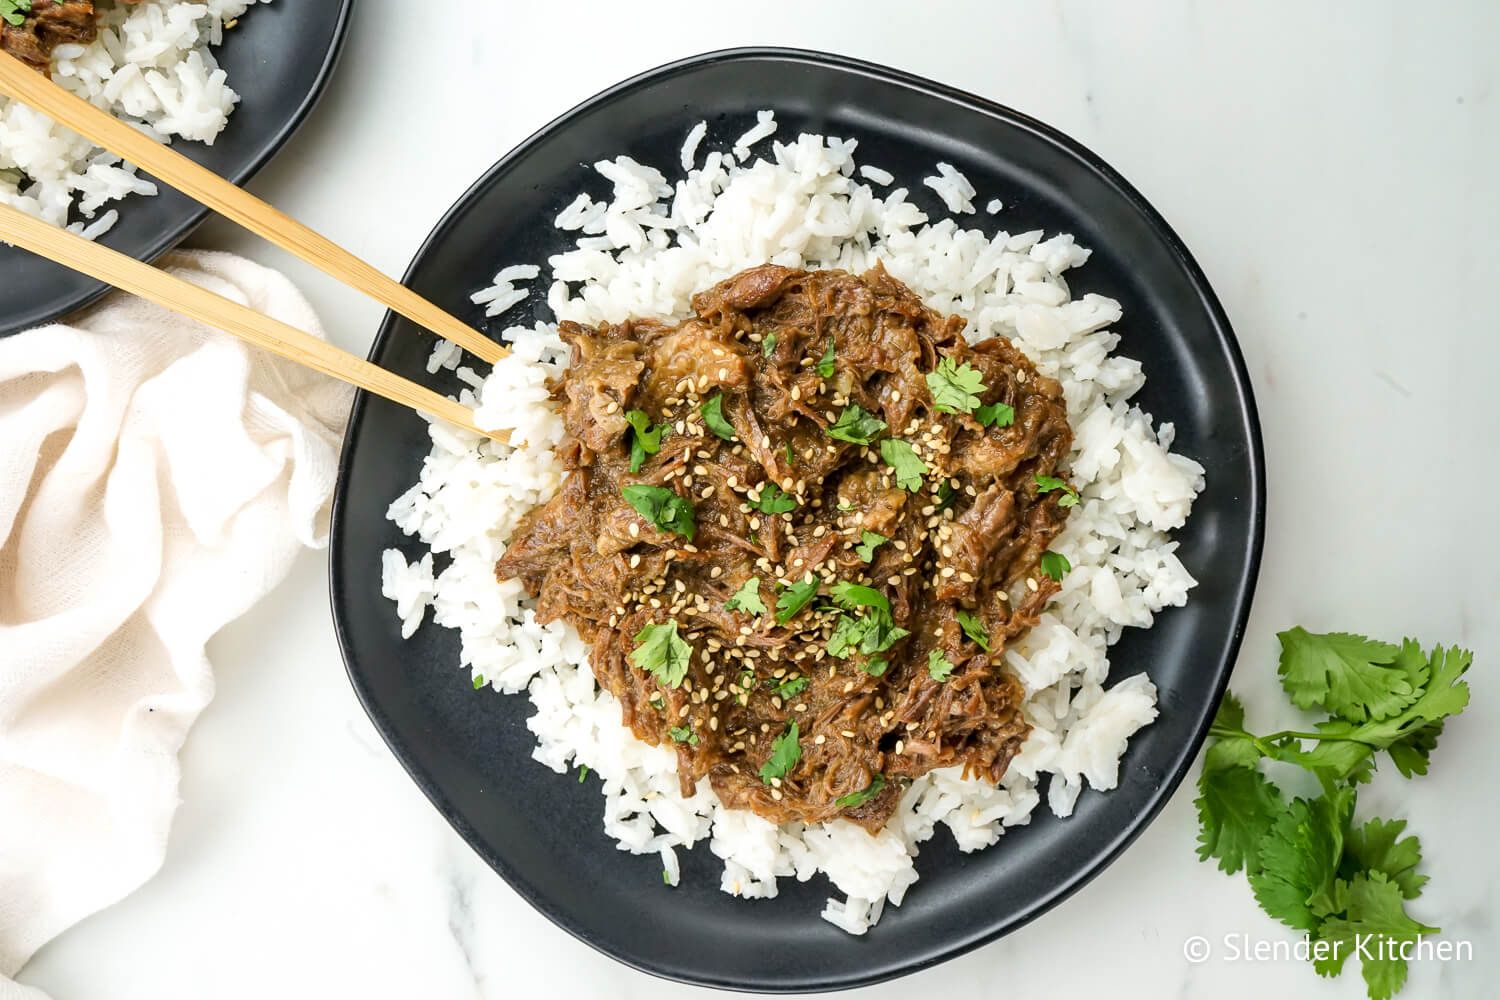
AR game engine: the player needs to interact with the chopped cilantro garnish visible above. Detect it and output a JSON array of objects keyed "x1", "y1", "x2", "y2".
[
  {"x1": 1034, "y1": 473, "x2": 1079, "y2": 508},
  {"x1": 669, "y1": 725, "x2": 699, "y2": 745},
  {"x1": 927, "y1": 649, "x2": 956, "y2": 681},
  {"x1": 762, "y1": 332, "x2": 778, "y2": 357},
  {"x1": 784, "y1": 440, "x2": 795, "y2": 466},
  {"x1": 1, "y1": 0, "x2": 31, "y2": 28},
  {"x1": 835, "y1": 773, "x2": 886, "y2": 809},
  {"x1": 1039, "y1": 550, "x2": 1071, "y2": 581},
  {"x1": 774, "y1": 577, "x2": 820, "y2": 624},
  {"x1": 879, "y1": 438, "x2": 927, "y2": 492},
  {"x1": 936, "y1": 478, "x2": 958, "y2": 511},
  {"x1": 826, "y1": 403, "x2": 887, "y2": 445},
  {"x1": 700, "y1": 392, "x2": 737, "y2": 441},
  {"x1": 925, "y1": 357, "x2": 988, "y2": 414},
  {"x1": 830, "y1": 580, "x2": 889, "y2": 614},
  {"x1": 577, "y1": 765, "x2": 589, "y2": 783},
  {"x1": 472, "y1": 673, "x2": 486, "y2": 690},
  {"x1": 624, "y1": 409, "x2": 665, "y2": 473},
  {"x1": 976, "y1": 400, "x2": 1015, "y2": 428},
  {"x1": 725, "y1": 577, "x2": 767, "y2": 615},
  {"x1": 629, "y1": 621, "x2": 691, "y2": 688},
  {"x1": 956, "y1": 609, "x2": 991, "y2": 652},
  {"x1": 750, "y1": 481, "x2": 798, "y2": 514},
  {"x1": 816, "y1": 336, "x2": 836, "y2": 378},
  {"x1": 621, "y1": 484, "x2": 696, "y2": 540},
  {"x1": 758, "y1": 722, "x2": 801, "y2": 783},
  {"x1": 854, "y1": 530, "x2": 887, "y2": 562},
  {"x1": 767, "y1": 675, "x2": 809, "y2": 699},
  {"x1": 861, "y1": 656, "x2": 890, "y2": 677}
]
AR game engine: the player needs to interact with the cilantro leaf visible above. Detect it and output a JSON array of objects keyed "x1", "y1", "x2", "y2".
[
  {"x1": 767, "y1": 675, "x2": 809, "y2": 699},
  {"x1": 1387, "y1": 721, "x2": 1444, "y2": 779},
  {"x1": 861, "y1": 656, "x2": 889, "y2": 677},
  {"x1": 936, "y1": 479, "x2": 958, "y2": 511},
  {"x1": 762, "y1": 332, "x2": 778, "y2": 357},
  {"x1": 624, "y1": 409, "x2": 666, "y2": 473},
  {"x1": 925, "y1": 357, "x2": 987, "y2": 414},
  {"x1": 669, "y1": 724, "x2": 700, "y2": 746},
  {"x1": 826, "y1": 404, "x2": 887, "y2": 445},
  {"x1": 1194, "y1": 763, "x2": 1283, "y2": 874},
  {"x1": 927, "y1": 649, "x2": 956, "y2": 682},
  {"x1": 1344, "y1": 818, "x2": 1428, "y2": 900},
  {"x1": 879, "y1": 438, "x2": 927, "y2": 492},
  {"x1": 1315, "y1": 872, "x2": 1438, "y2": 1000},
  {"x1": 830, "y1": 580, "x2": 889, "y2": 614},
  {"x1": 854, "y1": 530, "x2": 887, "y2": 562},
  {"x1": 816, "y1": 336, "x2": 835, "y2": 378},
  {"x1": 472, "y1": 674, "x2": 486, "y2": 690},
  {"x1": 956, "y1": 609, "x2": 991, "y2": 652},
  {"x1": 725, "y1": 577, "x2": 767, "y2": 616},
  {"x1": 700, "y1": 392, "x2": 737, "y2": 441},
  {"x1": 1039, "y1": 550, "x2": 1071, "y2": 581},
  {"x1": 629, "y1": 621, "x2": 691, "y2": 688},
  {"x1": 835, "y1": 773, "x2": 887, "y2": 809},
  {"x1": 826, "y1": 614, "x2": 864, "y2": 659},
  {"x1": 1, "y1": 0, "x2": 31, "y2": 28},
  {"x1": 758, "y1": 722, "x2": 801, "y2": 783},
  {"x1": 750, "y1": 481, "x2": 798, "y2": 514},
  {"x1": 976, "y1": 400, "x2": 1015, "y2": 428},
  {"x1": 774, "y1": 577, "x2": 820, "y2": 624},
  {"x1": 1277, "y1": 628, "x2": 1417, "y2": 723},
  {"x1": 1204, "y1": 692, "x2": 1269, "y2": 773},
  {"x1": 1247, "y1": 787, "x2": 1354, "y2": 930},
  {"x1": 621, "y1": 484, "x2": 696, "y2": 540},
  {"x1": 1034, "y1": 473, "x2": 1079, "y2": 508}
]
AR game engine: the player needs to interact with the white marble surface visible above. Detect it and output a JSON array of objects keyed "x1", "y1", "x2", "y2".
[{"x1": 15, "y1": 1, "x2": 1500, "y2": 997}]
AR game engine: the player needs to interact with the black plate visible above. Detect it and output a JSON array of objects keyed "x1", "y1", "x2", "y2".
[
  {"x1": 330, "y1": 48, "x2": 1264, "y2": 993},
  {"x1": 0, "y1": 0, "x2": 353, "y2": 336}
]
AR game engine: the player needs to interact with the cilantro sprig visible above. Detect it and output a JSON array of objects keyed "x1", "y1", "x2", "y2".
[{"x1": 1194, "y1": 628, "x2": 1472, "y2": 1000}]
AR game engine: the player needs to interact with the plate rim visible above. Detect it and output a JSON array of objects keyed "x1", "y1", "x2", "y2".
[
  {"x1": 330, "y1": 44, "x2": 1266, "y2": 994},
  {"x1": 0, "y1": 0, "x2": 357, "y2": 336}
]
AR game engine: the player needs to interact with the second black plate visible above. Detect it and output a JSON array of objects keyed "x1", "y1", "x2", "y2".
[
  {"x1": 331, "y1": 47, "x2": 1263, "y2": 993},
  {"x1": 0, "y1": 0, "x2": 353, "y2": 336}
]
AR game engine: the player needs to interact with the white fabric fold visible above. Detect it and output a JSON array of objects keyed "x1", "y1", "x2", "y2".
[{"x1": 0, "y1": 251, "x2": 351, "y2": 984}]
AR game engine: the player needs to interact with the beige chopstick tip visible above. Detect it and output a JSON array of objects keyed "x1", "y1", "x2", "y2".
[
  {"x1": 0, "y1": 50, "x2": 507, "y2": 367},
  {"x1": 0, "y1": 203, "x2": 507, "y2": 444}
]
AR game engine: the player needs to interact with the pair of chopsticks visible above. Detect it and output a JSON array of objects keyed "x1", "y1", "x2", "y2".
[{"x1": 0, "y1": 51, "x2": 506, "y2": 440}]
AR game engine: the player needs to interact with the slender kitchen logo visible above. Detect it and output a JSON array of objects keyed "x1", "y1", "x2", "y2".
[{"x1": 1182, "y1": 933, "x2": 1472, "y2": 965}]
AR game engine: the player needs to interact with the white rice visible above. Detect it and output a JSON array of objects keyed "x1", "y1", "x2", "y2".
[
  {"x1": 384, "y1": 116, "x2": 1206, "y2": 934},
  {"x1": 0, "y1": 0, "x2": 263, "y2": 237}
]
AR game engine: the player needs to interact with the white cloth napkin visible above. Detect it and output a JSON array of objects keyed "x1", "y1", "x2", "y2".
[{"x1": 0, "y1": 251, "x2": 351, "y2": 987}]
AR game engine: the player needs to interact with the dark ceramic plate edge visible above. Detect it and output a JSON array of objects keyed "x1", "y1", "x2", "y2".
[
  {"x1": 0, "y1": 0, "x2": 355, "y2": 335},
  {"x1": 330, "y1": 46, "x2": 1266, "y2": 994}
]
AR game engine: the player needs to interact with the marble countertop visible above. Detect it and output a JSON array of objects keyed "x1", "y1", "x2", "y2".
[{"x1": 16, "y1": 1, "x2": 1499, "y2": 997}]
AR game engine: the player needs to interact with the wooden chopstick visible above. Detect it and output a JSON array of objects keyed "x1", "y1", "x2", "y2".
[
  {"x1": 0, "y1": 50, "x2": 507, "y2": 366},
  {"x1": 0, "y1": 202, "x2": 504, "y2": 442}
]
